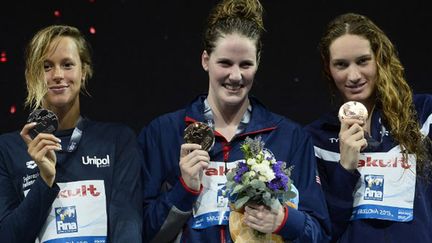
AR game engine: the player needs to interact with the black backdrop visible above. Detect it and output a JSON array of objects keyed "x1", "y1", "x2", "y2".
[{"x1": 1, "y1": 0, "x2": 431, "y2": 134}]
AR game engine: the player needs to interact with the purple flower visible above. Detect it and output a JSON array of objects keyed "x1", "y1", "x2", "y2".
[
  {"x1": 266, "y1": 161, "x2": 290, "y2": 191},
  {"x1": 234, "y1": 162, "x2": 249, "y2": 183}
]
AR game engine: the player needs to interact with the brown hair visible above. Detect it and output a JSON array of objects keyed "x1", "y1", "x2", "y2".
[
  {"x1": 204, "y1": 0, "x2": 265, "y2": 64},
  {"x1": 25, "y1": 25, "x2": 93, "y2": 110},
  {"x1": 319, "y1": 13, "x2": 430, "y2": 174}
]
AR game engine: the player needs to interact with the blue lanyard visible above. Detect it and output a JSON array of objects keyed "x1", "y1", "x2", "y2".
[
  {"x1": 61, "y1": 117, "x2": 84, "y2": 153},
  {"x1": 364, "y1": 119, "x2": 388, "y2": 151}
]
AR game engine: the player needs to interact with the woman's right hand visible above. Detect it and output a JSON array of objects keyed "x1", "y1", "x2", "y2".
[
  {"x1": 20, "y1": 123, "x2": 61, "y2": 187},
  {"x1": 179, "y1": 144, "x2": 210, "y2": 191},
  {"x1": 338, "y1": 118, "x2": 368, "y2": 172}
]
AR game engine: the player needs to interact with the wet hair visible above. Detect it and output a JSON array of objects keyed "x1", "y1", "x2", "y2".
[
  {"x1": 25, "y1": 25, "x2": 93, "y2": 110},
  {"x1": 319, "y1": 13, "x2": 430, "y2": 174},
  {"x1": 203, "y1": 0, "x2": 265, "y2": 64}
]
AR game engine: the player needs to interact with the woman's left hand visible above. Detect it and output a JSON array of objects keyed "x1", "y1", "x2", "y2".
[{"x1": 244, "y1": 203, "x2": 285, "y2": 233}]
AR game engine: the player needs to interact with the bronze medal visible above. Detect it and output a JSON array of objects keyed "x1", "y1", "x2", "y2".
[
  {"x1": 183, "y1": 122, "x2": 215, "y2": 151},
  {"x1": 338, "y1": 101, "x2": 368, "y2": 122}
]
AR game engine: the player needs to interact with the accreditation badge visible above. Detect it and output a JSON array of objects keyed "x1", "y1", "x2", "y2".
[
  {"x1": 191, "y1": 161, "x2": 239, "y2": 229},
  {"x1": 351, "y1": 150, "x2": 416, "y2": 222},
  {"x1": 38, "y1": 180, "x2": 108, "y2": 243}
]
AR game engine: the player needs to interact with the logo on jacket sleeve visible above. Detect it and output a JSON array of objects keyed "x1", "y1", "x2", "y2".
[
  {"x1": 26, "y1": 160, "x2": 37, "y2": 169},
  {"x1": 81, "y1": 155, "x2": 110, "y2": 168},
  {"x1": 55, "y1": 206, "x2": 78, "y2": 234},
  {"x1": 364, "y1": 174, "x2": 384, "y2": 201}
]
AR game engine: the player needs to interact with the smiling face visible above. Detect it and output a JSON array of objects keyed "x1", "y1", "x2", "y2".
[
  {"x1": 202, "y1": 33, "x2": 258, "y2": 109},
  {"x1": 329, "y1": 34, "x2": 377, "y2": 109},
  {"x1": 43, "y1": 36, "x2": 85, "y2": 111}
]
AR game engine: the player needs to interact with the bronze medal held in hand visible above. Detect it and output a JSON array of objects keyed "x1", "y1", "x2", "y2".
[
  {"x1": 184, "y1": 122, "x2": 215, "y2": 151},
  {"x1": 338, "y1": 101, "x2": 368, "y2": 122}
]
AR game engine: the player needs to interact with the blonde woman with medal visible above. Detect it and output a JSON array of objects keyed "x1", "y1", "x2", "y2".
[
  {"x1": 305, "y1": 13, "x2": 432, "y2": 243},
  {"x1": 0, "y1": 25, "x2": 143, "y2": 242},
  {"x1": 139, "y1": 0, "x2": 330, "y2": 242}
]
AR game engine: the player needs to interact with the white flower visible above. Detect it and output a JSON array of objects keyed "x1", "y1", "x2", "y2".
[
  {"x1": 262, "y1": 149, "x2": 277, "y2": 164},
  {"x1": 265, "y1": 170, "x2": 276, "y2": 181},
  {"x1": 247, "y1": 158, "x2": 257, "y2": 166},
  {"x1": 252, "y1": 163, "x2": 275, "y2": 182},
  {"x1": 256, "y1": 152, "x2": 264, "y2": 161}
]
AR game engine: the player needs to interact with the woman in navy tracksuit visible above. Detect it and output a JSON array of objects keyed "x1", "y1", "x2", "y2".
[
  {"x1": 305, "y1": 13, "x2": 432, "y2": 243},
  {"x1": 0, "y1": 25, "x2": 143, "y2": 243},
  {"x1": 138, "y1": 0, "x2": 330, "y2": 242}
]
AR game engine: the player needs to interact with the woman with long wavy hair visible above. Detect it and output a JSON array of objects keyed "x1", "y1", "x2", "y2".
[{"x1": 306, "y1": 12, "x2": 432, "y2": 243}]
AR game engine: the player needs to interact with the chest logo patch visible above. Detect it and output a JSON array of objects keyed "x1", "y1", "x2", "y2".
[
  {"x1": 55, "y1": 206, "x2": 78, "y2": 234},
  {"x1": 364, "y1": 174, "x2": 384, "y2": 201}
]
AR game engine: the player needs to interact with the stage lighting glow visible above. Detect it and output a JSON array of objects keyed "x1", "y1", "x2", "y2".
[
  {"x1": 89, "y1": 27, "x2": 96, "y2": 34},
  {"x1": 0, "y1": 51, "x2": 7, "y2": 63},
  {"x1": 9, "y1": 105, "x2": 16, "y2": 114},
  {"x1": 54, "y1": 10, "x2": 61, "y2": 17}
]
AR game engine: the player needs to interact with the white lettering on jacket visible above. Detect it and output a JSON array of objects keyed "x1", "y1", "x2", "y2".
[{"x1": 81, "y1": 155, "x2": 110, "y2": 168}]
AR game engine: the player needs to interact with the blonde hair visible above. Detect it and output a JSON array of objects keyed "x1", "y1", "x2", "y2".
[
  {"x1": 204, "y1": 0, "x2": 265, "y2": 63},
  {"x1": 319, "y1": 13, "x2": 430, "y2": 174},
  {"x1": 25, "y1": 25, "x2": 93, "y2": 110}
]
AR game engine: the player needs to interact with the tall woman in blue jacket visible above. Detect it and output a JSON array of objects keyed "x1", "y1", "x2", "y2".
[
  {"x1": 0, "y1": 25, "x2": 143, "y2": 242},
  {"x1": 139, "y1": 0, "x2": 330, "y2": 242},
  {"x1": 305, "y1": 13, "x2": 432, "y2": 243}
]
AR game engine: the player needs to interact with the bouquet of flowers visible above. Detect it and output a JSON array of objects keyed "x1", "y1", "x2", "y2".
[{"x1": 226, "y1": 136, "x2": 296, "y2": 242}]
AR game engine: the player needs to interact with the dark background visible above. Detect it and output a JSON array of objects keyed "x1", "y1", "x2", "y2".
[{"x1": 1, "y1": 0, "x2": 431, "y2": 135}]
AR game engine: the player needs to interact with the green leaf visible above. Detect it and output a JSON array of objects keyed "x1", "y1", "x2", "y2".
[
  {"x1": 262, "y1": 197, "x2": 271, "y2": 207},
  {"x1": 250, "y1": 179, "x2": 266, "y2": 189},
  {"x1": 226, "y1": 170, "x2": 235, "y2": 180},
  {"x1": 269, "y1": 198, "x2": 282, "y2": 211},
  {"x1": 247, "y1": 189, "x2": 259, "y2": 197},
  {"x1": 225, "y1": 180, "x2": 235, "y2": 190},
  {"x1": 286, "y1": 190, "x2": 297, "y2": 199},
  {"x1": 279, "y1": 190, "x2": 297, "y2": 203},
  {"x1": 232, "y1": 184, "x2": 246, "y2": 194},
  {"x1": 263, "y1": 191, "x2": 271, "y2": 200},
  {"x1": 234, "y1": 195, "x2": 250, "y2": 209}
]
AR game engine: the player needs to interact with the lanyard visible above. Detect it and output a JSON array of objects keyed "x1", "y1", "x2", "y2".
[
  {"x1": 59, "y1": 117, "x2": 85, "y2": 153},
  {"x1": 364, "y1": 121, "x2": 388, "y2": 152}
]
